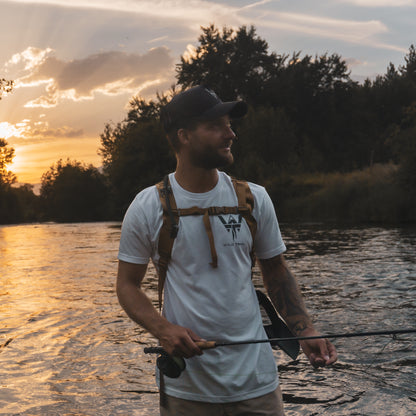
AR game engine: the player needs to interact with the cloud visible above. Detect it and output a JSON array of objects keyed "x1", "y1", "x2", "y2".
[
  {"x1": 7, "y1": 47, "x2": 54, "y2": 72},
  {"x1": 237, "y1": 0, "x2": 273, "y2": 11},
  {"x1": 3, "y1": 1, "x2": 407, "y2": 55},
  {"x1": 4, "y1": 0, "x2": 238, "y2": 21},
  {"x1": 6, "y1": 46, "x2": 174, "y2": 108},
  {"x1": 339, "y1": 0, "x2": 416, "y2": 6},
  {"x1": 1, "y1": 119, "x2": 83, "y2": 142},
  {"x1": 345, "y1": 57, "x2": 365, "y2": 68},
  {"x1": 252, "y1": 12, "x2": 394, "y2": 49},
  {"x1": 5, "y1": 0, "x2": 408, "y2": 48},
  {"x1": 0, "y1": 122, "x2": 27, "y2": 140},
  {"x1": 31, "y1": 123, "x2": 84, "y2": 138}
]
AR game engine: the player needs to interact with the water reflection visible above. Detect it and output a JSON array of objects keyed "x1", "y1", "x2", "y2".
[{"x1": 0, "y1": 222, "x2": 415, "y2": 415}]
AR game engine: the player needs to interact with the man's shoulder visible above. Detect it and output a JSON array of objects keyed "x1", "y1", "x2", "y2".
[
  {"x1": 128, "y1": 183, "x2": 161, "y2": 212},
  {"x1": 220, "y1": 172, "x2": 265, "y2": 190},
  {"x1": 223, "y1": 173, "x2": 267, "y2": 199},
  {"x1": 247, "y1": 181, "x2": 266, "y2": 196}
]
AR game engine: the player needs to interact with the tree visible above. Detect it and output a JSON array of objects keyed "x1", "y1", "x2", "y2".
[
  {"x1": 176, "y1": 26, "x2": 362, "y2": 172},
  {"x1": 260, "y1": 52, "x2": 360, "y2": 171},
  {"x1": 230, "y1": 106, "x2": 300, "y2": 180},
  {"x1": 0, "y1": 184, "x2": 40, "y2": 224},
  {"x1": 40, "y1": 159, "x2": 110, "y2": 222},
  {"x1": 388, "y1": 103, "x2": 416, "y2": 220},
  {"x1": 0, "y1": 138, "x2": 16, "y2": 187},
  {"x1": 0, "y1": 140, "x2": 38, "y2": 224},
  {"x1": 0, "y1": 136, "x2": 40, "y2": 224},
  {"x1": 99, "y1": 95, "x2": 175, "y2": 216},
  {"x1": 399, "y1": 44, "x2": 416, "y2": 81},
  {"x1": 0, "y1": 78, "x2": 13, "y2": 100},
  {"x1": 176, "y1": 25, "x2": 284, "y2": 104}
]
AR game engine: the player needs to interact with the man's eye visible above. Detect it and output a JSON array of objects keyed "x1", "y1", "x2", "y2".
[{"x1": 207, "y1": 119, "x2": 232, "y2": 129}]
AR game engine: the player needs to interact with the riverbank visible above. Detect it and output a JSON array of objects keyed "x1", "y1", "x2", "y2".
[
  {"x1": 267, "y1": 163, "x2": 416, "y2": 224},
  {"x1": 1, "y1": 164, "x2": 415, "y2": 225}
]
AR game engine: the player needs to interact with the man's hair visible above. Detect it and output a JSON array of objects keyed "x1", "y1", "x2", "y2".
[
  {"x1": 166, "y1": 129, "x2": 180, "y2": 153},
  {"x1": 165, "y1": 119, "x2": 199, "y2": 153}
]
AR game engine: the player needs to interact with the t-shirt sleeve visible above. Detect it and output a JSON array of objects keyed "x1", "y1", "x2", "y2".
[
  {"x1": 251, "y1": 185, "x2": 286, "y2": 260},
  {"x1": 118, "y1": 186, "x2": 162, "y2": 264}
]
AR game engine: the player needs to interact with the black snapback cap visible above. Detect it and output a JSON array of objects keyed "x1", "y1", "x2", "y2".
[{"x1": 161, "y1": 85, "x2": 247, "y2": 132}]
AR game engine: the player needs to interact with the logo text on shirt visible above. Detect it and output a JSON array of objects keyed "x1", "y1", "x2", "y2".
[{"x1": 218, "y1": 214, "x2": 243, "y2": 241}]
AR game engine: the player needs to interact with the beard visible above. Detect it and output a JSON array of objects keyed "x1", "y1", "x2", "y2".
[{"x1": 189, "y1": 145, "x2": 234, "y2": 170}]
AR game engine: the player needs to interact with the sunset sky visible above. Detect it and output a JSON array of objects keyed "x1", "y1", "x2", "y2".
[{"x1": 1, "y1": 0, "x2": 415, "y2": 187}]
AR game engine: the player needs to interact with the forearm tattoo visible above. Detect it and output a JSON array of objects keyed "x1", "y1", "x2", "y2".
[{"x1": 260, "y1": 256, "x2": 313, "y2": 336}]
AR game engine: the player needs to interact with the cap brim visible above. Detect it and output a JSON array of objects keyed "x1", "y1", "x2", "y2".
[{"x1": 201, "y1": 100, "x2": 248, "y2": 120}]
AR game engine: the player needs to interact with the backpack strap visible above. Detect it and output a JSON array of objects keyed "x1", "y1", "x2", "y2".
[
  {"x1": 231, "y1": 178, "x2": 257, "y2": 267},
  {"x1": 156, "y1": 175, "x2": 179, "y2": 310},
  {"x1": 155, "y1": 175, "x2": 257, "y2": 309},
  {"x1": 203, "y1": 209, "x2": 218, "y2": 268}
]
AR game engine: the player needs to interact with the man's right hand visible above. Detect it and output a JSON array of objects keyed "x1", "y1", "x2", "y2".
[
  {"x1": 116, "y1": 261, "x2": 204, "y2": 359},
  {"x1": 158, "y1": 323, "x2": 204, "y2": 358}
]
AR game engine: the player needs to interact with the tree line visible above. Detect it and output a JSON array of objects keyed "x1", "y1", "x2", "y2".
[{"x1": 1, "y1": 25, "x2": 416, "y2": 224}]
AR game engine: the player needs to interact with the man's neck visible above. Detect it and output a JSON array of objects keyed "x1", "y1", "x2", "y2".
[{"x1": 174, "y1": 163, "x2": 219, "y2": 193}]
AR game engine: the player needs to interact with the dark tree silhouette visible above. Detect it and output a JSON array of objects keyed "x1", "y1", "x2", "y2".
[
  {"x1": 0, "y1": 78, "x2": 13, "y2": 100},
  {"x1": 40, "y1": 159, "x2": 109, "y2": 222}
]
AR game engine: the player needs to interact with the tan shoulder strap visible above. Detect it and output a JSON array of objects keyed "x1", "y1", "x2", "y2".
[
  {"x1": 156, "y1": 176, "x2": 178, "y2": 310},
  {"x1": 231, "y1": 178, "x2": 257, "y2": 266}
]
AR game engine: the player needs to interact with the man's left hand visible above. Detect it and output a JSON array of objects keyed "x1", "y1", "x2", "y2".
[{"x1": 299, "y1": 329, "x2": 338, "y2": 368}]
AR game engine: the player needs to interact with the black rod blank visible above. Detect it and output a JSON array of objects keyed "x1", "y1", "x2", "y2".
[{"x1": 144, "y1": 328, "x2": 416, "y2": 355}]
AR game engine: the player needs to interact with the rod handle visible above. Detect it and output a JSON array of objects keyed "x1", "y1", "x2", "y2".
[
  {"x1": 144, "y1": 346, "x2": 164, "y2": 354},
  {"x1": 144, "y1": 341, "x2": 216, "y2": 355},
  {"x1": 196, "y1": 341, "x2": 217, "y2": 350}
]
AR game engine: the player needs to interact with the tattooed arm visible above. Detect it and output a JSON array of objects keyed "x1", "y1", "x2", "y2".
[{"x1": 258, "y1": 253, "x2": 337, "y2": 367}]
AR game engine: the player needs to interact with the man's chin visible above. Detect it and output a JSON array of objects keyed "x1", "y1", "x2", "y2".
[
  {"x1": 200, "y1": 154, "x2": 234, "y2": 170},
  {"x1": 217, "y1": 155, "x2": 234, "y2": 169},
  {"x1": 221, "y1": 152, "x2": 234, "y2": 166}
]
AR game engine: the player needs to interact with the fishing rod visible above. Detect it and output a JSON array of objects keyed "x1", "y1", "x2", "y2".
[{"x1": 144, "y1": 328, "x2": 416, "y2": 355}]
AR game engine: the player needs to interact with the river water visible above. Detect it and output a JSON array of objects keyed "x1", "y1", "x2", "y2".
[{"x1": 0, "y1": 222, "x2": 415, "y2": 416}]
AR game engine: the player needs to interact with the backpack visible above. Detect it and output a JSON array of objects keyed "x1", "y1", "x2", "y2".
[
  {"x1": 155, "y1": 174, "x2": 257, "y2": 309},
  {"x1": 154, "y1": 174, "x2": 300, "y2": 361}
]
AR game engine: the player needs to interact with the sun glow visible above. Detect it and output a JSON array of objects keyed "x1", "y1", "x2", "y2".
[
  {"x1": 8, "y1": 137, "x2": 103, "y2": 185},
  {"x1": 10, "y1": 150, "x2": 25, "y2": 172},
  {"x1": 0, "y1": 122, "x2": 26, "y2": 140}
]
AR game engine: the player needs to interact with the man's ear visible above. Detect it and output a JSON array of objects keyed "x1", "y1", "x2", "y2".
[{"x1": 177, "y1": 128, "x2": 189, "y2": 146}]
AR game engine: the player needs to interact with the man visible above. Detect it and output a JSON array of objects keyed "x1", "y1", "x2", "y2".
[{"x1": 117, "y1": 85, "x2": 337, "y2": 415}]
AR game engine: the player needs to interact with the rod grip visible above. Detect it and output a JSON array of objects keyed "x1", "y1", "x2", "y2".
[
  {"x1": 196, "y1": 341, "x2": 216, "y2": 350},
  {"x1": 144, "y1": 346, "x2": 165, "y2": 354},
  {"x1": 144, "y1": 341, "x2": 216, "y2": 355}
]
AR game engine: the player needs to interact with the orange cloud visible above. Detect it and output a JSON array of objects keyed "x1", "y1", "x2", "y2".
[
  {"x1": 7, "y1": 46, "x2": 174, "y2": 108},
  {"x1": 1, "y1": 119, "x2": 83, "y2": 142}
]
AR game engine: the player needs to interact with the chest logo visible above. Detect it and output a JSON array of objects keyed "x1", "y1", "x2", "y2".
[{"x1": 218, "y1": 214, "x2": 243, "y2": 241}]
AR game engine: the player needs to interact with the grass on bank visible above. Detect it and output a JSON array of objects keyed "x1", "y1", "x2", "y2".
[{"x1": 266, "y1": 164, "x2": 415, "y2": 223}]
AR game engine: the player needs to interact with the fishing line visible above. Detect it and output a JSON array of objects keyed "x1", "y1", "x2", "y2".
[
  {"x1": 330, "y1": 334, "x2": 416, "y2": 397},
  {"x1": 363, "y1": 335, "x2": 395, "y2": 371}
]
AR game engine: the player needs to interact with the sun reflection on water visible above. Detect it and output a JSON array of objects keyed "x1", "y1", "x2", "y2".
[{"x1": 0, "y1": 222, "x2": 415, "y2": 415}]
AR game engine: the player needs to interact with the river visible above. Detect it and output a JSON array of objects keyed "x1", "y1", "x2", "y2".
[{"x1": 0, "y1": 222, "x2": 415, "y2": 415}]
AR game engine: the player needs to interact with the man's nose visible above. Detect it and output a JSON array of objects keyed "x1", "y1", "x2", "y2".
[{"x1": 226, "y1": 126, "x2": 237, "y2": 140}]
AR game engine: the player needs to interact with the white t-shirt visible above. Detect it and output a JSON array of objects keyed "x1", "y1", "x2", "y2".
[{"x1": 118, "y1": 171, "x2": 286, "y2": 402}]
